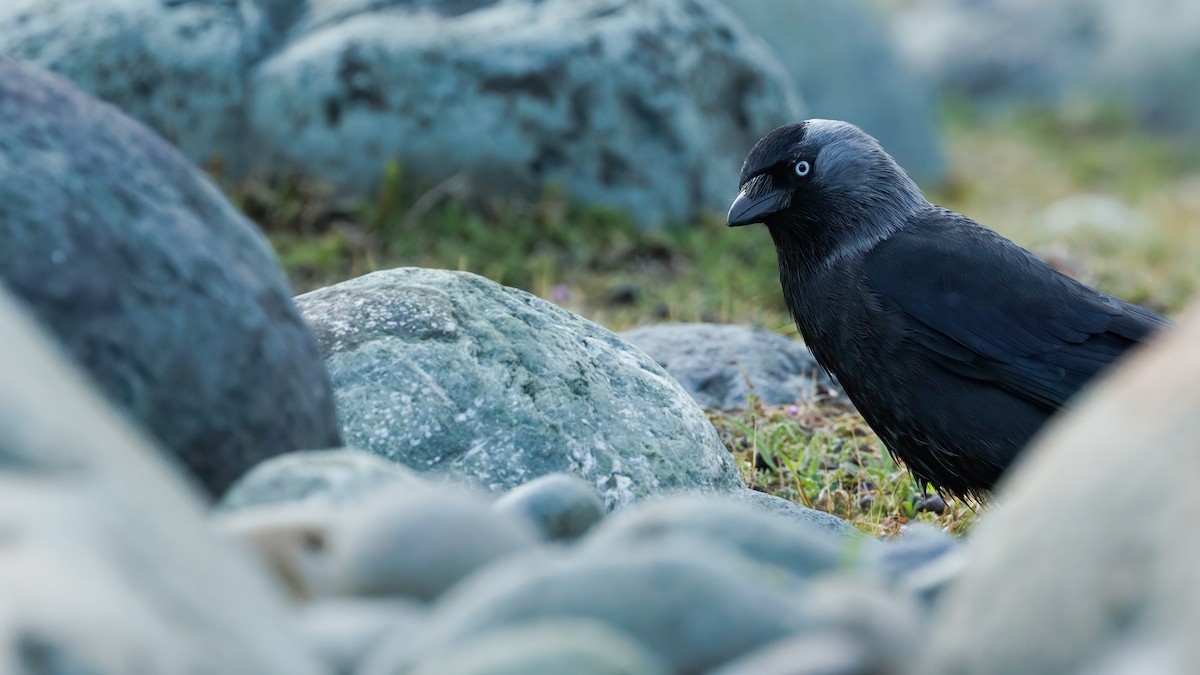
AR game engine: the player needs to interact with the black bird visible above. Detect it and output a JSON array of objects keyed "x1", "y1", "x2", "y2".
[{"x1": 728, "y1": 120, "x2": 1168, "y2": 500}]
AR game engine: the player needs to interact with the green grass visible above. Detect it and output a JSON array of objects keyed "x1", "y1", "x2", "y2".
[{"x1": 235, "y1": 108, "x2": 1199, "y2": 538}]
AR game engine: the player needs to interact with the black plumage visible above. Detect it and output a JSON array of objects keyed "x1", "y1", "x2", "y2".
[{"x1": 727, "y1": 120, "x2": 1168, "y2": 500}]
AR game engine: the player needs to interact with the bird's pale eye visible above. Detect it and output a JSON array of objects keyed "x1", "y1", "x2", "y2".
[{"x1": 792, "y1": 160, "x2": 812, "y2": 178}]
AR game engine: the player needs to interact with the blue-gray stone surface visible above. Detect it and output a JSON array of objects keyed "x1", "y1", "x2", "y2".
[
  {"x1": 0, "y1": 285, "x2": 324, "y2": 674},
  {"x1": 0, "y1": 57, "x2": 340, "y2": 495},
  {"x1": 0, "y1": 0, "x2": 802, "y2": 227},
  {"x1": 404, "y1": 619, "x2": 671, "y2": 675},
  {"x1": 364, "y1": 544, "x2": 812, "y2": 674},
  {"x1": 620, "y1": 323, "x2": 844, "y2": 409},
  {"x1": 219, "y1": 448, "x2": 426, "y2": 511},
  {"x1": 492, "y1": 473, "x2": 607, "y2": 541},
  {"x1": 926, "y1": 303, "x2": 1200, "y2": 673},
  {"x1": 296, "y1": 268, "x2": 744, "y2": 510},
  {"x1": 583, "y1": 494, "x2": 866, "y2": 581}
]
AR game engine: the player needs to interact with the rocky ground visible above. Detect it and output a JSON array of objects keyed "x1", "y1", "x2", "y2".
[{"x1": 1, "y1": 0, "x2": 1199, "y2": 673}]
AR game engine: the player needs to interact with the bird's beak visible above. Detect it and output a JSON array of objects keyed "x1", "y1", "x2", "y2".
[{"x1": 726, "y1": 175, "x2": 788, "y2": 227}]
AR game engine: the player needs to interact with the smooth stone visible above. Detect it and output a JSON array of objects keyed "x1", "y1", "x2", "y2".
[
  {"x1": 297, "y1": 597, "x2": 428, "y2": 675},
  {"x1": 713, "y1": 579, "x2": 922, "y2": 674},
  {"x1": 362, "y1": 543, "x2": 812, "y2": 675},
  {"x1": 406, "y1": 619, "x2": 670, "y2": 675},
  {"x1": 219, "y1": 448, "x2": 427, "y2": 511},
  {"x1": 0, "y1": 283, "x2": 322, "y2": 672},
  {"x1": 620, "y1": 323, "x2": 844, "y2": 409},
  {"x1": 0, "y1": 56, "x2": 339, "y2": 495},
  {"x1": 582, "y1": 494, "x2": 861, "y2": 583},
  {"x1": 492, "y1": 473, "x2": 606, "y2": 541},
  {"x1": 329, "y1": 489, "x2": 542, "y2": 601},
  {"x1": 926, "y1": 303, "x2": 1200, "y2": 673},
  {"x1": 296, "y1": 268, "x2": 744, "y2": 511},
  {"x1": 729, "y1": 489, "x2": 871, "y2": 542}
]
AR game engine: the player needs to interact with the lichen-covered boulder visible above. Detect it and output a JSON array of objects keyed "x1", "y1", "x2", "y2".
[
  {"x1": 0, "y1": 0, "x2": 269, "y2": 173},
  {"x1": 296, "y1": 268, "x2": 744, "y2": 509},
  {"x1": 249, "y1": 0, "x2": 799, "y2": 227},
  {"x1": 0, "y1": 57, "x2": 340, "y2": 495},
  {"x1": 0, "y1": 0, "x2": 802, "y2": 227}
]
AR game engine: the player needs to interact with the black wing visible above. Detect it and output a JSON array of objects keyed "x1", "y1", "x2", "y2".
[{"x1": 862, "y1": 208, "x2": 1167, "y2": 412}]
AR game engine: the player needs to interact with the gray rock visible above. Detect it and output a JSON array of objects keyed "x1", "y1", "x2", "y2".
[
  {"x1": 0, "y1": 57, "x2": 340, "y2": 496},
  {"x1": 708, "y1": 632, "x2": 873, "y2": 675},
  {"x1": 362, "y1": 544, "x2": 813, "y2": 675},
  {"x1": 712, "y1": 580, "x2": 922, "y2": 675},
  {"x1": 297, "y1": 598, "x2": 428, "y2": 675},
  {"x1": 219, "y1": 448, "x2": 426, "y2": 511},
  {"x1": 249, "y1": 0, "x2": 801, "y2": 228},
  {"x1": 863, "y1": 522, "x2": 959, "y2": 582},
  {"x1": 583, "y1": 494, "x2": 864, "y2": 581},
  {"x1": 883, "y1": 0, "x2": 1200, "y2": 136},
  {"x1": 1, "y1": 0, "x2": 801, "y2": 227},
  {"x1": 620, "y1": 323, "x2": 843, "y2": 409},
  {"x1": 406, "y1": 619, "x2": 670, "y2": 675},
  {"x1": 900, "y1": 544, "x2": 969, "y2": 609},
  {"x1": 329, "y1": 489, "x2": 542, "y2": 601},
  {"x1": 0, "y1": 286, "x2": 323, "y2": 673},
  {"x1": 0, "y1": 0, "x2": 269, "y2": 173},
  {"x1": 296, "y1": 268, "x2": 744, "y2": 510},
  {"x1": 213, "y1": 504, "x2": 337, "y2": 599},
  {"x1": 926, "y1": 302, "x2": 1200, "y2": 673},
  {"x1": 730, "y1": 489, "x2": 869, "y2": 541},
  {"x1": 712, "y1": 0, "x2": 943, "y2": 184},
  {"x1": 493, "y1": 473, "x2": 606, "y2": 541}
]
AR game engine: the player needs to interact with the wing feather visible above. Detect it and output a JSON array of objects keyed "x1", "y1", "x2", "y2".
[{"x1": 863, "y1": 208, "x2": 1167, "y2": 411}]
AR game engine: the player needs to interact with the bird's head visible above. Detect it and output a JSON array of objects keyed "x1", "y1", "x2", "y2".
[{"x1": 727, "y1": 120, "x2": 926, "y2": 258}]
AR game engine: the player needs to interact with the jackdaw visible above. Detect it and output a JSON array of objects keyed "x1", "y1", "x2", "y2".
[{"x1": 727, "y1": 119, "x2": 1168, "y2": 500}]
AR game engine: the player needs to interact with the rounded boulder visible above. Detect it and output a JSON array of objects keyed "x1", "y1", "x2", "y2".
[{"x1": 296, "y1": 268, "x2": 744, "y2": 510}]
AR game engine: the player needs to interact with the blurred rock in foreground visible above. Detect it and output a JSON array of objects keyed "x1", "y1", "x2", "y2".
[
  {"x1": 0, "y1": 57, "x2": 341, "y2": 495},
  {"x1": 0, "y1": 287, "x2": 323, "y2": 674},
  {"x1": 928, "y1": 304, "x2": 1199, "y2": 673}
]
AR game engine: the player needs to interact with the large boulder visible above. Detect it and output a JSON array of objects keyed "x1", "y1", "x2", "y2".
[
  {"x1": 620, "y1": 323, "x2": 843, "y2": 409},
  {"x1": 712, "y1": 0, "x2": 943, "y2": 184},
  {"x1": 927, "y1": 305, "x2": 1199, "y2": 673},
  {"x1": 296, "y1": 268, "x2": 744, "y2": 510},
  {"x1": 250, "y1": 0, "x2": 801, "y2": 227},
  {"x1": 0, "y1": 57, "x2": 341, "y2": 495},
  {"x1": 0, "y1": 0, "x2": 802, "y2": 227},
  {"x1": 0, "y1": 286, "x2": 324, "y2": 674},
  {"x1": 882, "y1": 0, "x2": 1200, "y2": 135},
  {"x1": 0, "y1": 0, "x2": 270, "y2": 173}
]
